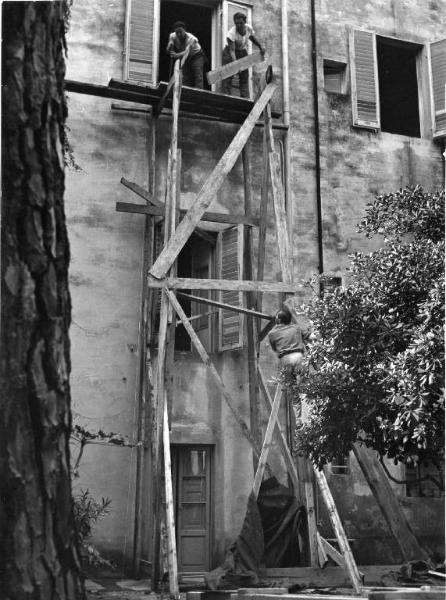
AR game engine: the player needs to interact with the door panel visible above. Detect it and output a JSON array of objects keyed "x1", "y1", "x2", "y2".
[{"x1": 173, "y1": 446, "x2": 212, "y2": 572}]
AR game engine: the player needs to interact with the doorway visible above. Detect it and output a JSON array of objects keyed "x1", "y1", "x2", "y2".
[
  {"x1": 171, "y1": 445, "x2": 213, "y2": 572},
  {"x1": 159, "y1": 1, "x2": 214, "y2": 88}
]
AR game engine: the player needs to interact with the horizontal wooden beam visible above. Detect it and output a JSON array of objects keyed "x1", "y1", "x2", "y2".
[
  {"x1": 111, "y1": 103, "x2": 289, "y2": 130},
  {"x1": 116, "y1": 201, "x2": 260, "y2": 226},
  {"x1": 177, "y1": 291, "x2": 273, "y2": 320},
  {"x1": 147, "y1": 276, "x2": 301, "y2": 293},
  {"x1": 207, "y1": 52, "x2": 265, "y2": 85},
  {"x1": 149, "y1": 82, "x2": 278, "y2": 280}
]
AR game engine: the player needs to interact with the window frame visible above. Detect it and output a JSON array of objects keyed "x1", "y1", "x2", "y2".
[
  {"x1": 323, "y1": 59, "x2": 348, "y2": 95},
  {"x1": 349, "y1": 28, "x2": 435, "y2": 138}
]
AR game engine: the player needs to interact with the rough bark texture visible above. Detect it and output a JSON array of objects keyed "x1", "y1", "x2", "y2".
[{"x1": 1, "y1": 2, "x2": 86, "y2": 598}]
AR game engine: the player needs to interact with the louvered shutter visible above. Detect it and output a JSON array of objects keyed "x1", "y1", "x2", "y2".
[
  {"x1": 124, "y1": 0, "x2": 159, "y2": 85},
  {"x1": 217, "y1": 226, "x2": 243, "y2": 351},
  {"x1": 430, "y1": 39, "x2": 446, "y2": 138},
  {"x1": 349, "y1": 29, "x2": 380, "y2": 129}
]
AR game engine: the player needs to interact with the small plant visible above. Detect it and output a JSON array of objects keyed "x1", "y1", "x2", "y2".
[
  {"x1": 73, "y1": 489, "x2": 114, "y2": 568},
  {"x1": 71, "y1": 423, "x2": 137, "y2": 569}
]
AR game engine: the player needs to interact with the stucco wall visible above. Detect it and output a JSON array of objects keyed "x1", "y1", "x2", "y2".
[{"x1": 65, "y1": 0, "x2": 444, "y2": 569}]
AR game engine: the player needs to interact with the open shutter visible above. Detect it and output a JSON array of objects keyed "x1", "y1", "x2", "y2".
[
  {"x1": 217, "y1": 225, "x2": 243, "y2": 351},
  {"x1": 124, "y1": 0, "x2": 159, "y2": 85},
  {"x1": 349, "y1": 28, "x2": 380, "y2": 129},
  {"x1": 429, "y1": 39, "x2": 446, "y2": 138}
]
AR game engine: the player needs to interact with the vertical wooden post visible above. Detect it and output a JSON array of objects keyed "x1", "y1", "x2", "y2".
[
  {"x1": 132, "y1": 214, "x2": 154, "y2": 574},
  {"x1": 163, "y1": 395, "x2": 180, "y2": 599},
  {"x1": 242, "y1": 146, "x2": 261, "y2": 464},
  {"x1": 151, "y1": 59, "x2": 182, "y2": 593}
]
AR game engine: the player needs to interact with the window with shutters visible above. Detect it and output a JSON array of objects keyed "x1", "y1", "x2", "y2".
[
  {"x1": 217, "y1": 225, "x2": 244, "y2": 351},
  {"x1": 349, "y1": 29, "x2": 444, "y2": 138}
]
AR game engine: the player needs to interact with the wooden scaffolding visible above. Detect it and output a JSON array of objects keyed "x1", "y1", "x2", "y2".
[{"x1": 66, "y1": 53, "x2": 430, "y2": 600}]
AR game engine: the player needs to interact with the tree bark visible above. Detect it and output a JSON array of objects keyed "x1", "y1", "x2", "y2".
[{"x1": 1, "y1": 2, "x2": 86, "y2": 598}]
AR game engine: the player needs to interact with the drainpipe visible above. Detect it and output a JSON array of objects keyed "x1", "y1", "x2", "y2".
[
  {"x1": 310, "y1": 0, "x2": 324, "y2": 275},
  {"x1": 281, "y1": 0, "x2": 292, "y2": 241}
]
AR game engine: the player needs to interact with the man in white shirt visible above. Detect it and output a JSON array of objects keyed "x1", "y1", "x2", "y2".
[
  {"x1": 222, "y1": 12, "x2": 265, "y2": 98},
  {"x1": 166, "y1": 21, "x2": 204, "y2": 89}
]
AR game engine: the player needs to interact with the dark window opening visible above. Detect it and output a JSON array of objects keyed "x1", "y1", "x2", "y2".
[
  {"x1": 405, "y1": 462, "x2": 444, "y2": 498},
  {"x1": 377, "y1": 37, "x2": 420, "y2": 137},
  {"x1": 331, "y1": 455, "x2": 350, "y2": 475},
  {"x1": 320, "y1": 276, "x2": 342, "y2": 297},
  {"x1": 159, "y1": 0, "x2": 213, "y2": 90},
  {"x1": 323, "y1": 60, "x2": 347, "y2": 94}
]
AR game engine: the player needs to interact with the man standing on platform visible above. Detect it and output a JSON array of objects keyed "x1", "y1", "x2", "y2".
[
  {"x1": 222, "y1": 12, "x2": 265, "y2": 98},
  {"x1": 166, "y1": 21, "x2": 204, "y2": 89}
]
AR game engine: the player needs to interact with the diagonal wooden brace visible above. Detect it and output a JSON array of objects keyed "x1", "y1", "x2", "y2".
[
  {"x1": 166, "y1": 289, "x2": 262, "y2": 459},
  {"x1": 149, "y1": 82, "x2": 278, "y2": 280}
]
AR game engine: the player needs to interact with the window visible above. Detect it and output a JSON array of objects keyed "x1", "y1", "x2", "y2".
[
  {"x1": 349, "y1": 29, "x2": 446, "y2": 137},
  {"x1": 152, "y1": 224, "x2": 243, "y2": 352},
  {"x1": 331, "y1": 455, "x2": 350, "y2": 476},
  {"x1": 320, "y1": 276, "x2": 342, "y2": 297},
  {"x1": 124, "y1": 0, "x2": 255, "y2": 93},
  {"x1": 323, "y1": 60, "x2": 347, "y2": 94},
  {"x1": 405, "y1": 462, "x2": 444, "y2": 498}
]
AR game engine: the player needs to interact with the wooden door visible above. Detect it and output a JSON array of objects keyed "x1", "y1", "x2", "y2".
[{"x1": 173, "y1": 446, "x2": 212, "y2": 572}]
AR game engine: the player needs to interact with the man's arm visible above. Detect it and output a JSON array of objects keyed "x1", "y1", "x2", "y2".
[
  {"x1": 227, "y1": 38, "x2": 236, "y2": 62},
  {"x1": 249, "y1": 34, "x2": 265, "y2": 55}
]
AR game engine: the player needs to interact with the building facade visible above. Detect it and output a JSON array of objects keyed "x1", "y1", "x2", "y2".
[{"x1": 65, "y1": 0, "x2": 445, "y2": 572}]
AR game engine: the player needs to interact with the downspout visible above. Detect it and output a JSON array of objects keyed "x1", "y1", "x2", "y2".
[
  {"x1": 310, "y1": 0, "x2": 324, "y2": 274},
  {"x1": 281, "y1": 0, "x2": 292, "y2": 241}
]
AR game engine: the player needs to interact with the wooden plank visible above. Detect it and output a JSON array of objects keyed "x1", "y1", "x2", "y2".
[
  {"x1": 256, "y1": 105, "x2": 272, "y2": 320},
  {"x1": 207, "y1": 52, "x2": 265, "y2": 85},
  {"x1": 312, "y1": 466, "x2": 362, "y2": 594},
  {"x1": 149, "y1": 82, "x2": 278, "y2": 280},
  {"x1": 120, "y1": 177, "x2": 163, "y2": 208},
  {"x1": 301, "y1": 458, "x2": 319, "y2": 567},
  {"x1": 257, "y1": 366, "x2": 300, "y2": 494},
  {"x1": 242, "y1": 146, "x2": 260, "y2": 459},
  {"x1": 237, "y1": 595, "x2": 362, "y2": 600},
  {"x1": 147, "y1": 276, "x2": 302, "y2": 293},
  {"x1": 352, "y1": 443, "x2": 430, "y2": 563},
  {"x1": 252, "y1": 385, "x2": 282, "y2": 497},
  {"x1": 167, "y1": 289, "x2": 262, "y2": 459},
  {"x1": 368, "y1": 592, "x2": 445, "y2": 600},
  {"x1": 317, "y1": 533, "x2": 346, "y2": 568},
  {"x1": 163, "y1": 396, "x2": 180, "y2": 599},
  {"x1": 116, "y1": 201, "x2": 261, "y2": 226},
  {"x1": 176, "y1": 292, "x2": 273, "y2": 320},
  {"x1": 269, "y1": 151, "x2": 293, "y2": 283},
  {"x1": 261, "y1": 565, "x2": 397, "y2": 587}
]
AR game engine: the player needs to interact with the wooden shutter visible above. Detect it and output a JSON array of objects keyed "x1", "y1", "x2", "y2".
[
  {"x1": 124, "y1": 0, "x2": 159, "y2": 85},
  {"x1": 349, "y1": 29, "x2": 380, "y2": 129},
  {"x1": 217, "y1": 225, "x2": 243, "y2": 351},
  {"x1": 429, "y1": 39, "x2": 446, "y2": 138}
]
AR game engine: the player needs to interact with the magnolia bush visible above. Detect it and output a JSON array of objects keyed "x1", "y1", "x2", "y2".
[{"x1": 284, "y1": 187, "x2": 444, "y2": 478}]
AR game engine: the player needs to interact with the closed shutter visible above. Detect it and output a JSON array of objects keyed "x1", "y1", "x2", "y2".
[
  {"x1": 349, "y1": 29, "x2": 380, "y2": 129},
  {"x1": 124, "y1": 0, "x2": 159, "y2": 85},
  {"x1": 217, "y1": 225, "x2": 243, "y2": 351},
  {"x1": 430, "y1": 39, "x2": 446, "y2": 138}
]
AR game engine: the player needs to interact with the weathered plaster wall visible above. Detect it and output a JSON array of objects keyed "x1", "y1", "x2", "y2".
[{"x1": 65, "y1": 0, "x2": 444, "y2": 569}]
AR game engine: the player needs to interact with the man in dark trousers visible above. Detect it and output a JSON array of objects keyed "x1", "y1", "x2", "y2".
[
  {"x1": 166, "y1": 21, "x2": 204, "y2": 89},
  {"x1": 222, "y1": 12, "x2": 265, "y2": 98}
]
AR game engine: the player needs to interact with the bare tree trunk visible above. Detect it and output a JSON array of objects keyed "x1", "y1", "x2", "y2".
[{"x1": 1, "y1": 2, "x2": 86, "y2": 597}]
